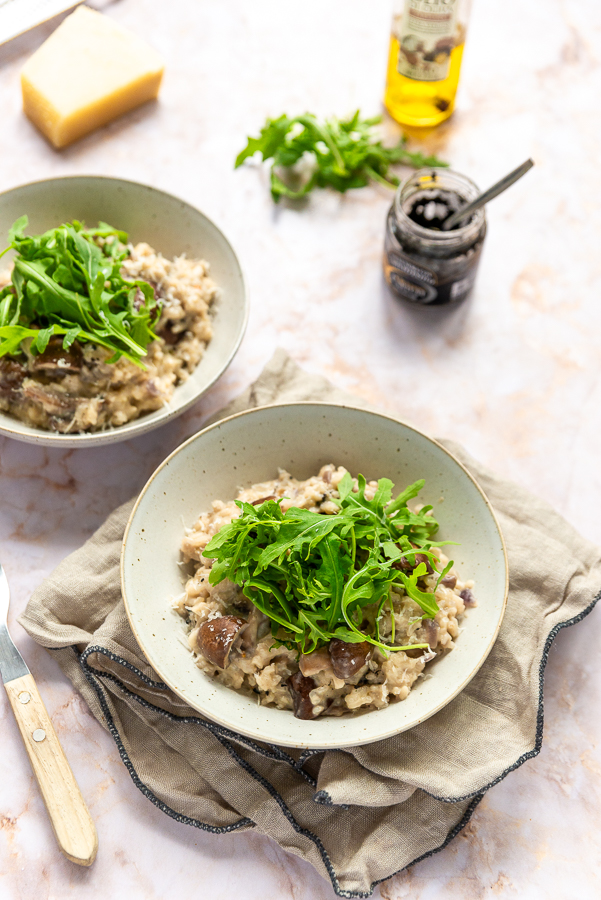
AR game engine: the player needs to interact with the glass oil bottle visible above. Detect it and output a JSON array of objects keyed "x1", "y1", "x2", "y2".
[{"x1": 384, "y1": 0, "x2": 472, "y2": 129}]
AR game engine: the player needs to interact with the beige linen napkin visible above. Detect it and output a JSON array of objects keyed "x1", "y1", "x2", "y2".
[{"x1": 20, "y1": 350, "x2": 601, "y2": 897}]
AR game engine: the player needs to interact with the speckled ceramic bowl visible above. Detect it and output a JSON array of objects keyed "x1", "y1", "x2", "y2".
[
  {"x1": 121, "y1": 402, "x2": 508, "y2": 749},
  {"x1": 0, "y1": 176, "x2": 248, "y2": 447}
]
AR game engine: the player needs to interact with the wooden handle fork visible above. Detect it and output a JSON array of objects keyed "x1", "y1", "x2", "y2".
[{"x1": 4, "y1": 673, "x2": 98, "y2": 866}]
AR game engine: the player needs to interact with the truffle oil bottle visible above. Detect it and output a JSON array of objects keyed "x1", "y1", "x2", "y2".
[{"x1": 384, "y1": 0, "x2": 471, "y2": 129}]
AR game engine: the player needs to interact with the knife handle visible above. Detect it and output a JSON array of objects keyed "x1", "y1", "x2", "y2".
[{"x1": 4, "y1": 673, "x2": 98, "y2": 866}]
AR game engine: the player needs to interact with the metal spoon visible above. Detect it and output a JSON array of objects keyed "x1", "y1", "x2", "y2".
[{"x1": 442, "y1": 158, "x2": 534, "y2": 231}]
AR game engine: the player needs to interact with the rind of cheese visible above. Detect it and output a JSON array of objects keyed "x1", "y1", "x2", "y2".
[{"x1": 21, "y1": 6, "x2": 165, "y2": 149}]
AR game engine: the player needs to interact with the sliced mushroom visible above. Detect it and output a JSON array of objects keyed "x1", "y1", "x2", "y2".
[
  {"x1": 232, "y1": 605, "x2": 270, "y2": 657},
  {"x1": 441, "y1": 574, "x2": 457, "y2": 589},
  {"x1": 299, "y1": 647, "x2": 333, "y2": 678},
  {"x1": 22, "y1": 381, "x2": 77, "y2": 417},
  {"x1": 146, "y1": 279, "x2": 163, "y2": 301},
  {"x1": 32, "y1": 336, "x2": 82, "y2": 376},
  {"x1": 394, "y1": 545, "x2": 434, "y2": 575},
  {"x1": 250, "y1": 495, "x2": 276, "y2": 506},
  {"x1": 287, "y1": 671, "x2": 317, "y2": 720},
  {"x1": 413, "y1": 552, "x2": 433, "y2": 574},
  {"x1": 460, "y1": 588, "x2": 477, "y2": 607},
  {"x1": 425, "y1": 617, "x2": 439, "y2": 648},
  {"x1": 156, "y1": 320, "x2": 182, "y2": 346},
  {"x1": 328, "y1": 639, "x2": 371, "y2": 680},
  {"x1": 132, "y1": 287, "x2": 146, "y2": 310},
  {"x1": 0, "y1": 357, "x2": 26, "y2": 398},
  {"x1": 197, "y1": 615, "x2": 245, "y2": 668}
]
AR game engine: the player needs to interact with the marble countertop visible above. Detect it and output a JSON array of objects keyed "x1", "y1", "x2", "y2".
[{"x1": 1, "y1": 0, "x2": 600, "y2": 897}]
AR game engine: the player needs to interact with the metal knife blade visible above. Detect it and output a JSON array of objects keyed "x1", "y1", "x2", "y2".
[
  {"x1": 0, "y1": 561, "x2": 30, "y2": 684},
  {"x1": 0, "y1": 0, "x2": 83, "y2": 47}
]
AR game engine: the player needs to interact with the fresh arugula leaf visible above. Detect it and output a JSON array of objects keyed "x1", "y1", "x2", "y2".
[
  {"x1": 0, "y1": 216, "x2": 162, "y2": 366},
  {"x1": 235, "y1": 111, "x2": 448, "y2": 202},
  {"x1": 386, "y1": 478, "x2": 425, "y2": 514},
  {"x1": 257, "y1": 507, "x2": 352, "y2": 570},
  {"x1": 8, "y1": 215, "x2": 28, "y2": 244},
  {"x1": 204, "y1": 474, "x2": 456, "y2": 655},
  {"x1": 395, "y1": 564, "x2": 440, "y2": 619}
]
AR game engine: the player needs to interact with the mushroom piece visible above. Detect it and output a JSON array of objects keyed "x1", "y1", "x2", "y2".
[
  {"x1": 232, "y1": 605, "x2": 270, "y2": 657},
  {"x1": 156, "y1": 320, "x2": 182, "y2": 346},
  {"x1": 328, "y1": 639, "x2": 371, "y2": 680},
  {"x1": 132, "y1": 287, "x2": 147, "y2": 310},
  {"x1": 460, "y1": 588, "x2": 477, "y2": 607},
  {"x1": 22, "y1": 381, "x2": 78, "y2": 417},
  {"x1": 412, "y1": 552, "x2": 433, "y2": 574},
  {"x1": 441, "y1": 574, "x2": 457, "y2": 589},
  {"x1": 250, "y1": 495, "x2": 276, "y2": 506},
  {"x1": 197, "y1": 615, "x2": 245, "y2": 668},
  {"x1": 32, "y1": 336, "x2": 82, "y2": 376},
  {"x1": 146, "y1": 279, "x2": 163, "y2": 301},
  {"x1": 394, "y1": 545, "x2": 434, "y2": 575},
  {"x1": 299, "y1": 647, "x2": 333, "y2": 678},
  {"x1": 424, "y1": 617, "x2": 439, "y2": 648},
  {"x1": 287, "y1": 671, "x2": 317, "y2": 720},
  {"x1": 0, "y1": 357, "x2": 26, "y2": 398}
]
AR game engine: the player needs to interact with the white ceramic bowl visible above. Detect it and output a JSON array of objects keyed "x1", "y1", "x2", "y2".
[
  {"x1": 122, "y1": 402, "x2": 508, "y2": 749},
  {"x1": 0, "y1": 176, "x2": 248, "y2": 447}
]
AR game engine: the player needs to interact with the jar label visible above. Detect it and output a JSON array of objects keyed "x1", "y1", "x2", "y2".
[
  {"x1": 395, "y1": 0, "x2": 459, "y2": 82},
  {"x1": 387, "y1": 252, "x2": 436, "y2": 286},
  {"x1": 388, "y1": 270, "x2": 439, "y2": 304},
  {"x1": 384, "y1": 252, "x2": 477, "y2": 306}
]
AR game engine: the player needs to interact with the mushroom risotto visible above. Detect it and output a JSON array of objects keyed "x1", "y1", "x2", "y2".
[
  {"x1": 0, "y1": 217, "x2": 217, "y2": 433},
  {"x1": 174, "y1": 465, "x2": 476, "y2": 720}
]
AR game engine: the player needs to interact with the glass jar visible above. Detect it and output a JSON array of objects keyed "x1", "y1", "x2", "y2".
[{"x1": 384, "y1": 168, "x2": 486, "y2": 307}]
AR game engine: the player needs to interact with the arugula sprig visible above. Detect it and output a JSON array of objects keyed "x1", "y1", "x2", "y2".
[
  {"x1": 235, "y1": 111, "x2": 448, "y2": 202},
  {"x1": 0, "y1": 216, "x2": 161, "y2": 367},
  {"x1": 204, "y1": 475, "x2": 455, "y2": 656}
]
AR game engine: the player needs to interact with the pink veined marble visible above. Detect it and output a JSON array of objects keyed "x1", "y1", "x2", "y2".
[{"x1": 0, "y1": 1, "x2": 600, "y2": 898}]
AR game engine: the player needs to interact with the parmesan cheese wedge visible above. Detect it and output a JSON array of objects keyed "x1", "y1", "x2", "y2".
[{"x1": 21, "y1": 6, "x2": 165, "y2": 149}]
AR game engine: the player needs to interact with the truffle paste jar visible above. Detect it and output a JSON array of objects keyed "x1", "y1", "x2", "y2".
[{"x1": 384, "y1": 168, "x2": 486, "y2": 307}]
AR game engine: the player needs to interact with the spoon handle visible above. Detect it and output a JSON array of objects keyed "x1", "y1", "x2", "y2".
[
  {"x1": 4, "y1": 672, "x2": 98, "y2": 866},
  {"x1": 443, "y1": 158, "x2": 534, "y2": 231}
]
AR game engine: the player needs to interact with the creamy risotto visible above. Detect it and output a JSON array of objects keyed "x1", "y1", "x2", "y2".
[
  {"x1": 174, "y1": 465, "x2": 477, "y2": 720},
  {"x1": 0, "y1": 242, "x2": 217, "y2": 433}
]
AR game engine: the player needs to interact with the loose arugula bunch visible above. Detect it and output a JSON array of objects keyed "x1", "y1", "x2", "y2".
[
  {"x1": 0, "y1": 217, "x2": 161, "y2": 367},
  {"x1": 204, "y1": 474, "x2": 455, "y2": 655},
  {"x1": 235, "y1": 111, "x2": 448, "y2": 202}
]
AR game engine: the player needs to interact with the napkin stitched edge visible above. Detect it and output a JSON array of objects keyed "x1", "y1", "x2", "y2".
[
  {"x1": 74, "y1": 644, "x2": 479, "y2": 899},
  {"x1": 50, "y1": 586, "x2": 600, "y2": 899}
]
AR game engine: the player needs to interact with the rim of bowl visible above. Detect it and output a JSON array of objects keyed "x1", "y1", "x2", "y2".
[
  {"x1": 121, "y1": 401, "x2": 509, "y2": 748},
  {"x1": 0, "y1": 174, "x2": 249, "y2": 448}
]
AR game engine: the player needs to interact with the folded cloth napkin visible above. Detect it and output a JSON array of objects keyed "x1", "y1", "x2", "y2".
[{"x1": 20, "y1": 349, "x2": 601, "y2": 897}]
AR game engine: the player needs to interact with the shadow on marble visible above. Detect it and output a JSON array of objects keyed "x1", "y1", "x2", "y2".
[
  {"x1": 54, "y1": 98, "x2": 163, "y2": 160},
  {"x1": 380, "y1": 275, "x2": 475, "y2": 341}
]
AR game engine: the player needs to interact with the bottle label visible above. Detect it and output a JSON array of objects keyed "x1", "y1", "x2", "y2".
[{"x1": 395, "y1": 0, "x2": 459, "y2": 82}]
